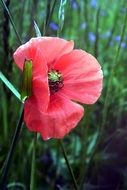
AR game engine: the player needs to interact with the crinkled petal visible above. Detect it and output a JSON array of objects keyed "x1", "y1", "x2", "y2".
[
  {"x1": 14, "y1": 37, "x2": 74, "y2": 69},
  {"x1": 14, "y1": 42, "x2": 49, "y2": 112},
  {"x1": 13, "y1": 39, "x2": 37, "y2": 70},
  {"x1": 33, "y1": 37, "x2": 74, "y2": 67},
  {"x1": 54, "y1": 50, "x2": 103, "y2": 104},
  {"x1": 13, "y1": 37, "x2": 74, "y2": 69},
  {"x1": 24, "y1": 94, "x2": 84, "y2": 140}
]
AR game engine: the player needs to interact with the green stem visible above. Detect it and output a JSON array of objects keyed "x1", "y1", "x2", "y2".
[
  {"x1": 56, "y1": 2, "x2": 78, "y2": 189},
  {"x1": 29, "y1": 1, "x2": 57, "y2": 189},
  {"x1": 0, "y1": 107, "x2": 24, "y2": 189},
  {"x1": 59, "y1": 140, "x2": 78, "y2": 190},
  {"x1": 0, "y1": 0, "x2": 22, "y2": 44},
  {"x1": 30, "y1": 133, "x2": 37, "y2": 190}
]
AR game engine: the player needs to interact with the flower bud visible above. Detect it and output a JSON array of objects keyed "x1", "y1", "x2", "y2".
[{"x1": 21, "y1": 59, "x2": 32, "y2": 101}]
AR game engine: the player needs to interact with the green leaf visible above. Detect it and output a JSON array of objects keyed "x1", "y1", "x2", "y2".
[
  {"x1": 0, "y1": 72, "x2": 21, "y2": 102},
  {"x1": 21, "y1": 60, "x2": 33, "y2": 101},
  {"x1": 58, "y1": 0, "x2": 67, "y2": 31},
  {"x1": 7, "y1": 182, "x2": 26, "y2": 190},
  {"x1": 34, "y1": 21, "x2": 42, "y2": 37},
  {"x1": 87, "y1": 132, "x2": 99, "y2": 155}
]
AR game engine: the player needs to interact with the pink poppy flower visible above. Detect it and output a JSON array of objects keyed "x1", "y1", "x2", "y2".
[{"x1": 13, "y1": 37, "x2": 103, "y2": 140}]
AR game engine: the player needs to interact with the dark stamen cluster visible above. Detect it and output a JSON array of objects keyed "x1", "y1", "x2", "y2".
[{"x1": 48, "y1": 70, "x2": 64, "y2": 94}]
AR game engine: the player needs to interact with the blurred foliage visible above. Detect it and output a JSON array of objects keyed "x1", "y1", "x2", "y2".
[{"x1": 0, "y1": 0, "x2": 127, "y2": 189}]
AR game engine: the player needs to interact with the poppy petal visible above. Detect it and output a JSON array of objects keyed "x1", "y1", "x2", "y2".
[
  {"x1": 30, "y1": 51, "x2": 50, "y2": 111},
  {"x1": 13, "y1": 39, "x2": 37, "y2": 70},
  {"x1": 24, "y1": 94, "x2": 84, "y2": 140},
  {"x1": 14, "y1": 37, "x2": 74, "y2": 69},
  {"x1": 54, "y1": 50, "x2": 103, "y2": 104},
  {"x1": 33, "y1": 37, "x2": 74, "y2": 67}
]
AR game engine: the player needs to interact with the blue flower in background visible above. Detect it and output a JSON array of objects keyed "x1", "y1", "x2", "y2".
[
  {"x1": 101, "y1": 31, "x2": 111, "y2": 39},
  {"x1": 80, "y1": 22, "x2": 87, "y2": 30},
  {"x1": 100, "y1": 10, "x2": 107, "y2": 17},
  {"x1": 49, "y1": 22, "x2": 59, "y2": 31},
  {"x1": 90, "y1": 0, "x2": 97, "y2": 8},
  {"x1": 121, "y1": 42, "x2": 126, "y2": 48},
  {"x1": 88, "y1": 32, "x2": 96, "y2": 42},
  {"x1": 109, "y1": 41, "x2": 114, "y2": 47},
  {"x1": 70, "y1": 0, "x2": 79, "y2": 10},
  {"x1": 113, "y1": 35, "x2": 126, "y2": 48},
  {"x1": 120, "y1": 7, "x2": 126, "y2": 14},
  {"x1": 114, "y1": 35, "x2": 121, "y2": 42}
]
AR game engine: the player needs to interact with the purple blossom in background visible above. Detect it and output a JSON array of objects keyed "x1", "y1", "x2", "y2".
[
  {"x1": 120, "y1": 7, "x2": 126, "y2": 14},
  {"x1": 49, "y1": 22, "x2": 59, "y2": 31},
  {"x1": 113, "y1": 35, "x2": 126, "y2": 48},
  {"x1": 109, "y1": 41, "x2": 114, "y2": 47},
  {"x1": 121, "y1": 42, "x2": 126, "y2": 48},
  {"x1": 101, "y1": 31, "x2": 111, "y2": 39},
  {"x1": 88, "y1": 32, "x2": 96, "y2": 42},
  {"x1": 70, "y1": 0, "x2": 79, "y2": 10},
  {"x1": 80, "y1": 22, "x2": 87, "y2": 30},
  {"x1": 100, "y1": 10, "x2": 107, "y2": 17},
  {"x1": 114, "y1": 35, "x2": 121, "y2": 42},
  {"x1": 90, "y1": 0, "x2": 97, "y2": 8}
]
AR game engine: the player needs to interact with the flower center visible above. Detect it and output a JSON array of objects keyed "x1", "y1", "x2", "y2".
[{"x1": 48, "y1": 69, "x2": 64, "y2": 94}]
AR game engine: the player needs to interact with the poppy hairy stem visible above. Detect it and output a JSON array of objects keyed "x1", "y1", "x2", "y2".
[
  {"x1": 0, "y1": 108, "x2": 24, "y2": 189},
  {"x1": 30, "y1": 133, "x2": 37, "y2": 190},
  {"x1": 59, "y1": 140, "x2": 79, "y2": 190},
  {"x1": 29, "y1": 1, "x2": 58, "y2": 189},
  {"x1": 56, "y1": 2, "x2": 78, "y2": 189}
]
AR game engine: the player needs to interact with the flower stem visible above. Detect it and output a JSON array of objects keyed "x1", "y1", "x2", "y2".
[
  {"x1": 0, "y1": 107, "x2": 24, "y2": 189},
  {"x1": 59, "y1": 140, "x2": 78, "y2": 190},
  {"x1": 30, "y1": 133, "x2": 37, "y2": 190}
]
